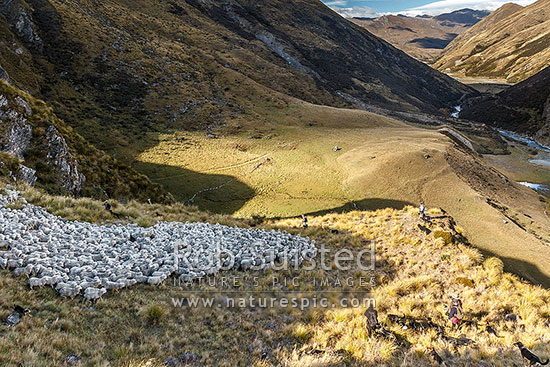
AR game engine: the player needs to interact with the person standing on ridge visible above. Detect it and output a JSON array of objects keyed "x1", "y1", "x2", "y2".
[{"x1": 419, "y1": 202, "x2": 426, "y2": 219}]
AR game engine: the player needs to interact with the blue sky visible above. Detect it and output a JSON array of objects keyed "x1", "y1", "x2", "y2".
[{"x1": 321, "y1": 0, "x2": 536, "y2": 17}]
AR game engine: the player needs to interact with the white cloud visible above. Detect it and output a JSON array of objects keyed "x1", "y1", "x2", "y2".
[
  {"x1": 323, "y1": 0, "x2": 537, "y2": 18},
  {"x1": 328, "y1": 5, "x2": 379, "y2": 18},
  {"x1": 400, "y1": 0, "x2": 536, "y2": 16}
]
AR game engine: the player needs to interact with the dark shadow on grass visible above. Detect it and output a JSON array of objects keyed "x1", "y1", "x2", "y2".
[
  {"x1": 408, "y1": 36, "x2": 454, "y2": 49},
  {"x1": 302, "y1": 199, "x2": 550, "y2": 288},
  {"x1": 133, "y1": 161, "x2": 255, "y2": 215},
  {"x1": 303, "y1": 198, "x2": 414, "y2": 217},
  {"x1": 477, "y1": 249, "x2": 550, "y2": 289}
]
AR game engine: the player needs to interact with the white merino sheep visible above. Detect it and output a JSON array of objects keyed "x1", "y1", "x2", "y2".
[
  {"x1": 83, "y1": 287, "x2": 107, "y2": 302},
  {"x1": 57, "y1": 284, "x2": 81, "y2": 299},
  {"x1": 28, "y1": 277, "x2": 46, "y2": 289},
  {"x1": 0, "y1": 189, "x2": 316, "y2": 299},
  {"x1": 147, "y1": 275, "x2": 167, "y2": 286}
]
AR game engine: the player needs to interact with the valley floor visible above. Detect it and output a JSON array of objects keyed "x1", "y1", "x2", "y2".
[{"x1": 133, "y1": 100, "x2": 550, "y2": 287}]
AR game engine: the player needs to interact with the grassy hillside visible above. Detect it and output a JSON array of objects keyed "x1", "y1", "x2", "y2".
[
  {"x1": 0, "y1": 81, "x2": 171, "y2": 203},
  {"x1": 0, "y1": 185, "x2": 549, "y2": 366},
  {"x1": 434, "y1": 0, "x2": 550, "y2": 82},
  {"x1": 128, "y1": 96, "x2": 550, "y2": 287},
  {"x1": 0, "y1": 0, "x2": 474, "y2": 159}
]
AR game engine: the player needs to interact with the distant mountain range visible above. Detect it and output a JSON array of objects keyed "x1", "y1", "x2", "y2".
[
  {"x1": 434, "y1": 8, "x2": 490, "y2": 25},
  {"x1": 351, "y1": 9, "x2": 489, "y2": 62},
  {"x1": 434, "y1": 0, "x2": 550, "y2": 82}
]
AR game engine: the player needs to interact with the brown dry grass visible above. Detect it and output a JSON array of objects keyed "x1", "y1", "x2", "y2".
[{"x1": 1, "y1": 187, "x2": 549, "y2": 366}]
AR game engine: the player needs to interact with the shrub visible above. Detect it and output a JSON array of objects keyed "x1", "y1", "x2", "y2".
[
  {"x1": 142, "y1": 304, "x2": 166, "y2": 325},
  {"x1": 455, "y1": 277, "x2": 475, "y2": 288},
  {"x1": 293, "y1": 324, "x2": 311, "y2": 343},
  {"x1": 432, "y1": 230, "x2": 453, "y2": 245},
  {"x1": 483, "y1": 257, "x2": 504, "y2": 276}
]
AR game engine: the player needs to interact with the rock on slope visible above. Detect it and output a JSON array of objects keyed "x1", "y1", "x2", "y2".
[
  {"x1": 0, "y1": 81, "x2": 171, "y2": 202},
  {"x1": 460, "y1": 66, "x2": 550, "y2": 145},
  {"x1": 0, "y1": 0, "x2": 474, "y2": 154},
  {"x1": 352, "y1": 9, "x2": 488, "y2": 62},
  {"x1": 434, "y1": 0, "x2": 550, "y2": 82}
]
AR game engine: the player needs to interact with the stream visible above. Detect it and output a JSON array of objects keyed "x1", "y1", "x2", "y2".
[
  {"x1": 497, "y1": 129, "x2": 550, "y2": 152},
  {"x1": 451, "y1": 105, "x2": 461, "y2": 118},
  {"x1": 497, "y1": 129, "x2": 550, "y2": 195}
]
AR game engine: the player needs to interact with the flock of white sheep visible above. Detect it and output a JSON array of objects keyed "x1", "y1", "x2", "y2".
[{"x1": 0, "y1": 190, "x2": 316, "y2": 301}]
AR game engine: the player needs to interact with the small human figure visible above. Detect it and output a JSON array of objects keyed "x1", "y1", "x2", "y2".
[
  {"x1": 103, "y1": 200, "x2": 120, "y2": 218},
  {"x1": 448, "y1": 296, "x2": 463, "y2": 328},
  {"x1": 301, "y1": 214, "x2": 308, "y2": 228},
  {"x1": 103, "y1": 200, "x2": 113, "y2": 214},
  {"x1": 419, "y1": 202, "x2": 426, "y2": 219}
]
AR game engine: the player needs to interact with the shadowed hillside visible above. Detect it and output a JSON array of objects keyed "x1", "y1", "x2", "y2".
[
  {"x1": 0, "y1": 81, "x2": 172, "y2": 202},
  {"x1": 0, "y1": 0, "x2": 474, "y2": 159},
  {"x1": 460, "y1": 66, "x2": 550, "y2": 145}
]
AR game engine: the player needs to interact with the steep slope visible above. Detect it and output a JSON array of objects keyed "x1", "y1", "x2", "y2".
[
  {"x1": 352, "y1": 9, "x2": 488, "y2": 62},
  {"x1": 434, "y1": 0, "x2": 550, "y2": 82},
  {"x1": 0, "y1": 81, "x2": 171, "y2": 202},
  {"x1": 0, "y1": 0, "x2": 474, "y2": 157},
  {"x1": 460, "y1": 66, "x2": 550, "y2": 144},
  {"x1": 1, "y1": 185, "x2": 550, "y2": 365}
]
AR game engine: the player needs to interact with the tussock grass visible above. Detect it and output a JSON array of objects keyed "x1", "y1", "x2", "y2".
[
  {"x1": 141, "y1": 305, "x2": 167, "y2": 325},
  {"x1": 271, "y1": 209, "x2": 550, "y2": 366},
  {"x1": 0, "y1": 188, "x2": 549, "y2": 366},
  {"x1": 19, "y1": 184, "x2": 243, "y2": 228}
]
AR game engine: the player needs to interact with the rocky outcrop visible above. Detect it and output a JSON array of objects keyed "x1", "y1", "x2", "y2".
[
  {"x1": 17, "y1": 164, "x2": 36, "y2": 185},
  {"x1": 0, "y1": 90, "x2": 85, "y2": 193},
  {"x1": 0, "y1": 93, "x2": 32, "y2": 159},
  {"x1": 4, "y1": 116, "x2": 32, "y2": 159},
  {"x1": 0, "y1": 65, "x2": 9, "y2": 83},
  {"x1": 216, "y1": 1, "x2": 320, "y2": 79},
  {"x1": 1, "y1": 0, "x2": 42, "y2": 50},
  {"x1": 0, "y1": 80, "x2": 171, "y2": 203},
  {"x1": 45, "y1": 126, "x2": 85, "y2": 194},
  {"x1": 255, "y1": 31, "x2": 320, "y2": 79}
]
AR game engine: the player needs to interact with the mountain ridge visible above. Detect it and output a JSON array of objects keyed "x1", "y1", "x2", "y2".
[
  {"x1": 351, "y1": 9, "x2": 489, "y2": 62},
  {"x1": 0, "y1": 0, "x2": 474, "y2": 152},
  {"x1": 434, "y1": 0, "x2": 550, "y2": 82}
]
